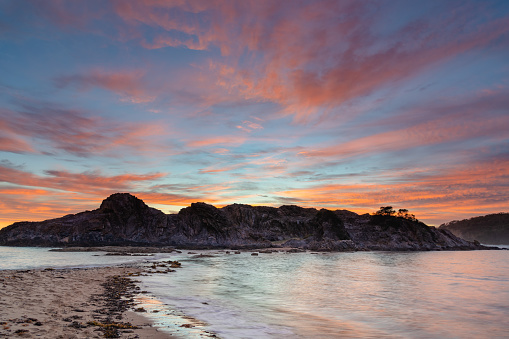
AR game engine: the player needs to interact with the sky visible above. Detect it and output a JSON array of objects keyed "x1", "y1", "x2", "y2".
[{"x1": 0, "y1": 0, "x2": 508, "y2": 228}]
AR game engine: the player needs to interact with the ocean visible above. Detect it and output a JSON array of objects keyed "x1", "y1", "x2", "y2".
[{"x1": 1, "y1": 246, "x2": 508, "y2": 338}]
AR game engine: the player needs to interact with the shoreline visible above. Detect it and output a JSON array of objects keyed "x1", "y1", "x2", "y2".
[
  {"x1": 2, "y1": 248, "x2": 507, "y2": 338},
  {"x1": 0, "y1": 265, "x2": 171, "y2": 338}
]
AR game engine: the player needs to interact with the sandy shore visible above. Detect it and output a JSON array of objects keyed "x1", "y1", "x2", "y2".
[{"x1": 0, "y1": 266, "x2": 170, "y2": 338}]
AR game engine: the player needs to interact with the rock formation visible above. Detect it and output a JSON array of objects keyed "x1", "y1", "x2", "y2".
[
  {"x1": 439, "y1": 213, "x2": 509, "y2": 245},
  {"x1": 0, "y1": 193, "x2": 489, "y2": 250}
]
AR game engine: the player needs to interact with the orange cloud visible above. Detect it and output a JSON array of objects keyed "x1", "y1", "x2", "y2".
[
  {"x1": 199, "y1": 163, "x2": 246, "y2": 174},
  {"x1": 0, "y1": 177, "x2": 241, "y2": 228},
  {"x1": 0, "y1": 166, "x2": 169, "y2": 228},
  {"x1": 274, "y1": 157, "x2": 509, "y2": 225},
  {"x1": 0, "y1": 187, "x2": 103, "y2": 228}
]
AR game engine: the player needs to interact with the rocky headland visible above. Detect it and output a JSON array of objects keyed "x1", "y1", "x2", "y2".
[
  {"x1": 439, "y1": 213, "x2": 509, "y2": 245},
  {"x1": 0, "y1": 193, "x2": 490, "y2": 251}
]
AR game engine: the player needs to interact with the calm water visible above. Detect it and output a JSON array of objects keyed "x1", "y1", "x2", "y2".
[
  {"x1": 0, "y1": 246, "x2": 172, "y2": 270},
  {"x1": 1, "y1": 247, "x2": 508, "y2": 338},
  {"x1": 138, "y1": 250, "x2": 509, "y2": 339}
]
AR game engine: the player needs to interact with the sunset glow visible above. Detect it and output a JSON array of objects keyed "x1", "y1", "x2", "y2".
[{"x1": 1, "y1": 0, "x2": 508, "y2": 227}]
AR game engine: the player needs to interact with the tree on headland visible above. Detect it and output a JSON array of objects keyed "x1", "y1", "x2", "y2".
[
  {"x1": 371, "y1": 206, "x2": 420, "y2": 230},
  {"x1": 396, "y1": 209, "x2": 417, "y2": 221},
  {"x1": 374, "y1": 206, "x2": 417, "y2": 221},
  {"x1": 374, "y1": 206, "x2": 396, "y2": 216}
]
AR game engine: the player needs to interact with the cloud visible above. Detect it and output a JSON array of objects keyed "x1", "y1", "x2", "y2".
[
  {"x1": 1, "y1": 0, "x2": 508, "y2": 229},
  {"x1": 111, "y1": 1, "x2": 508, "y2": 121},
  {"x1": 236, "y1": 120, "x2": 263, "y2": 133},
  {"x1": 0, "y1": 168, "x2": 238, "y2": 227},
  {"x1": 187, "y1": 135, "x2": 247, "y2": 148},
  {"x1": 0, "y1": 187, "x2": 94, "y2": 228},
  {"x1": 0, "y1": 165, "x2": 166, "y2": 194},
  {"x1": 0, "y1": 165, "x2": 166, "y2": 227},
  {"x1": 55, "y1": 69, "x2": 155, "y2": 103},
  {"x1": 274, "y1": 155, "x2": 509, "y2": 225},
  {"x1": 297, "y1": 89, "x2": 509, "y2": 161},
  {"x1": 0, "y1": 135, "x2": 34, "y2": 153},
  {"x1": 25, "y1": 1, "x2": 509, "y2": 121},
  {"x1": 0, "y1": 102, "x2": 167, "y2": 157},
  {"x1": 141, "y1": 33, "x2": 208, "y2": 51},
  {"x1": 199, "y1": 163, "x2": 246, "y2": 174}
]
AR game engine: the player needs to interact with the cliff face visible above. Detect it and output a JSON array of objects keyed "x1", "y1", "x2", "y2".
[
  {"x1": 439, "y1": 213, "x2": 509, "y2": 245},
  {"x1": 0, "y1": 193, "x2": 486, "y2": 250}
]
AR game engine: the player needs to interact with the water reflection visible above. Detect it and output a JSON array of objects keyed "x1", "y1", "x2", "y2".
[{"x1": 139, "y1": 250, "x2": 509, "y2": 338}]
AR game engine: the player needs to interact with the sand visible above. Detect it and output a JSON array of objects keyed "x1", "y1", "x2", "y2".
[{"x1": 0, "y1": 266, "x2": 171, "y2": 338}]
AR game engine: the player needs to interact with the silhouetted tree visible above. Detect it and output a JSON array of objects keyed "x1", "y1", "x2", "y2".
[
  {"x1": 397, "y1": 209, "x2": 417, "y2": 221},
  {"x1": 373, "y1": 206, "x2": 418, "y2": 224},
  {"x1": 375, "y1": 206, "x2": 396, "y2": 216}
]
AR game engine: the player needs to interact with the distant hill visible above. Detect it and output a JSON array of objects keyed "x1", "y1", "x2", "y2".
[
  {"x1": 439, "y1": 213, "x2": 509, "y2": 245},
  {"x1": 0, "y1": 193, "x2": 490, "y2": 251}
]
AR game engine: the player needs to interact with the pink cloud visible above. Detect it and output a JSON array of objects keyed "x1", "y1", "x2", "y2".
[
  {"x1": 109, "y1": 1, "x2": 509, "y2": 122},
  {"x1": 199, "y1": 163, "x2": 246, "y2": 174},
  {"x1": 187, "y1": 135, "x2": 247, "y2": 148},
  {"x1": 0, "y1": 104, "x2": 167, "y2": 157},
  {"x1": 232, "y1": 11, "x2": 509, "y2": 122},
  {"x1": 298, "y1": 90, "x2": 509, "y2": 160},
  {"x1": 55, "y1": 69, "x2": 155, "y2": 103},
  {"x1": 21, "y1": 2, "x2": 509, "y2": 121},
  {"x1": 0, "y1": 135, "x2": 34, "y2": 154},
  {"x1": 0, "y1": 165, "x2": 166, "y2": 195},
  {"x1": 236, "y1": 120, "x2": 264, "y2": 133}
]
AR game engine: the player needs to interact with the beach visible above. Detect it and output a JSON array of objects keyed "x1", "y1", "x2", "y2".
[{"x1": 0, "y1": 266, "x2": 170, "y2": 338}]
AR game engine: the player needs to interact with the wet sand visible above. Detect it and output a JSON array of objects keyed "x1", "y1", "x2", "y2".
[{"x1": 0, "y1": 266, "x2": 170, "y2": 338}]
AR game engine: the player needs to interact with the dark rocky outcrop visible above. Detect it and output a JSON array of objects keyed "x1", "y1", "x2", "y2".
[
  {"x1": 0, "y1": 193, "x2": 170, "y2": 247},
  {"x1": 343, "y1": 213, "x2": 481, "y2": 251},
  {"x1": 439, "y1": 213, "x2": 509, "y2": 245},
  {"x1": 0, "y1": 193, "x2": 490, "y2": 251}
]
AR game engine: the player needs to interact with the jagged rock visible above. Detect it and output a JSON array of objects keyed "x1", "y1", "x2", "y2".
[
  {"x1": 311, "y1": 209, "x2": 350, "y2": 241},
  {"x1": 342, "y1": 213, "x2": 483, "y2": 250},
  {"x1": 174, "y1": 202, "x2": 240, "y2": 247},
  {"x1": 0, "y1": 193, "x2": 169, "y2": 246},
  {"x1": 0, "y1": 192, "x2": 491, "y2": 251}
]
